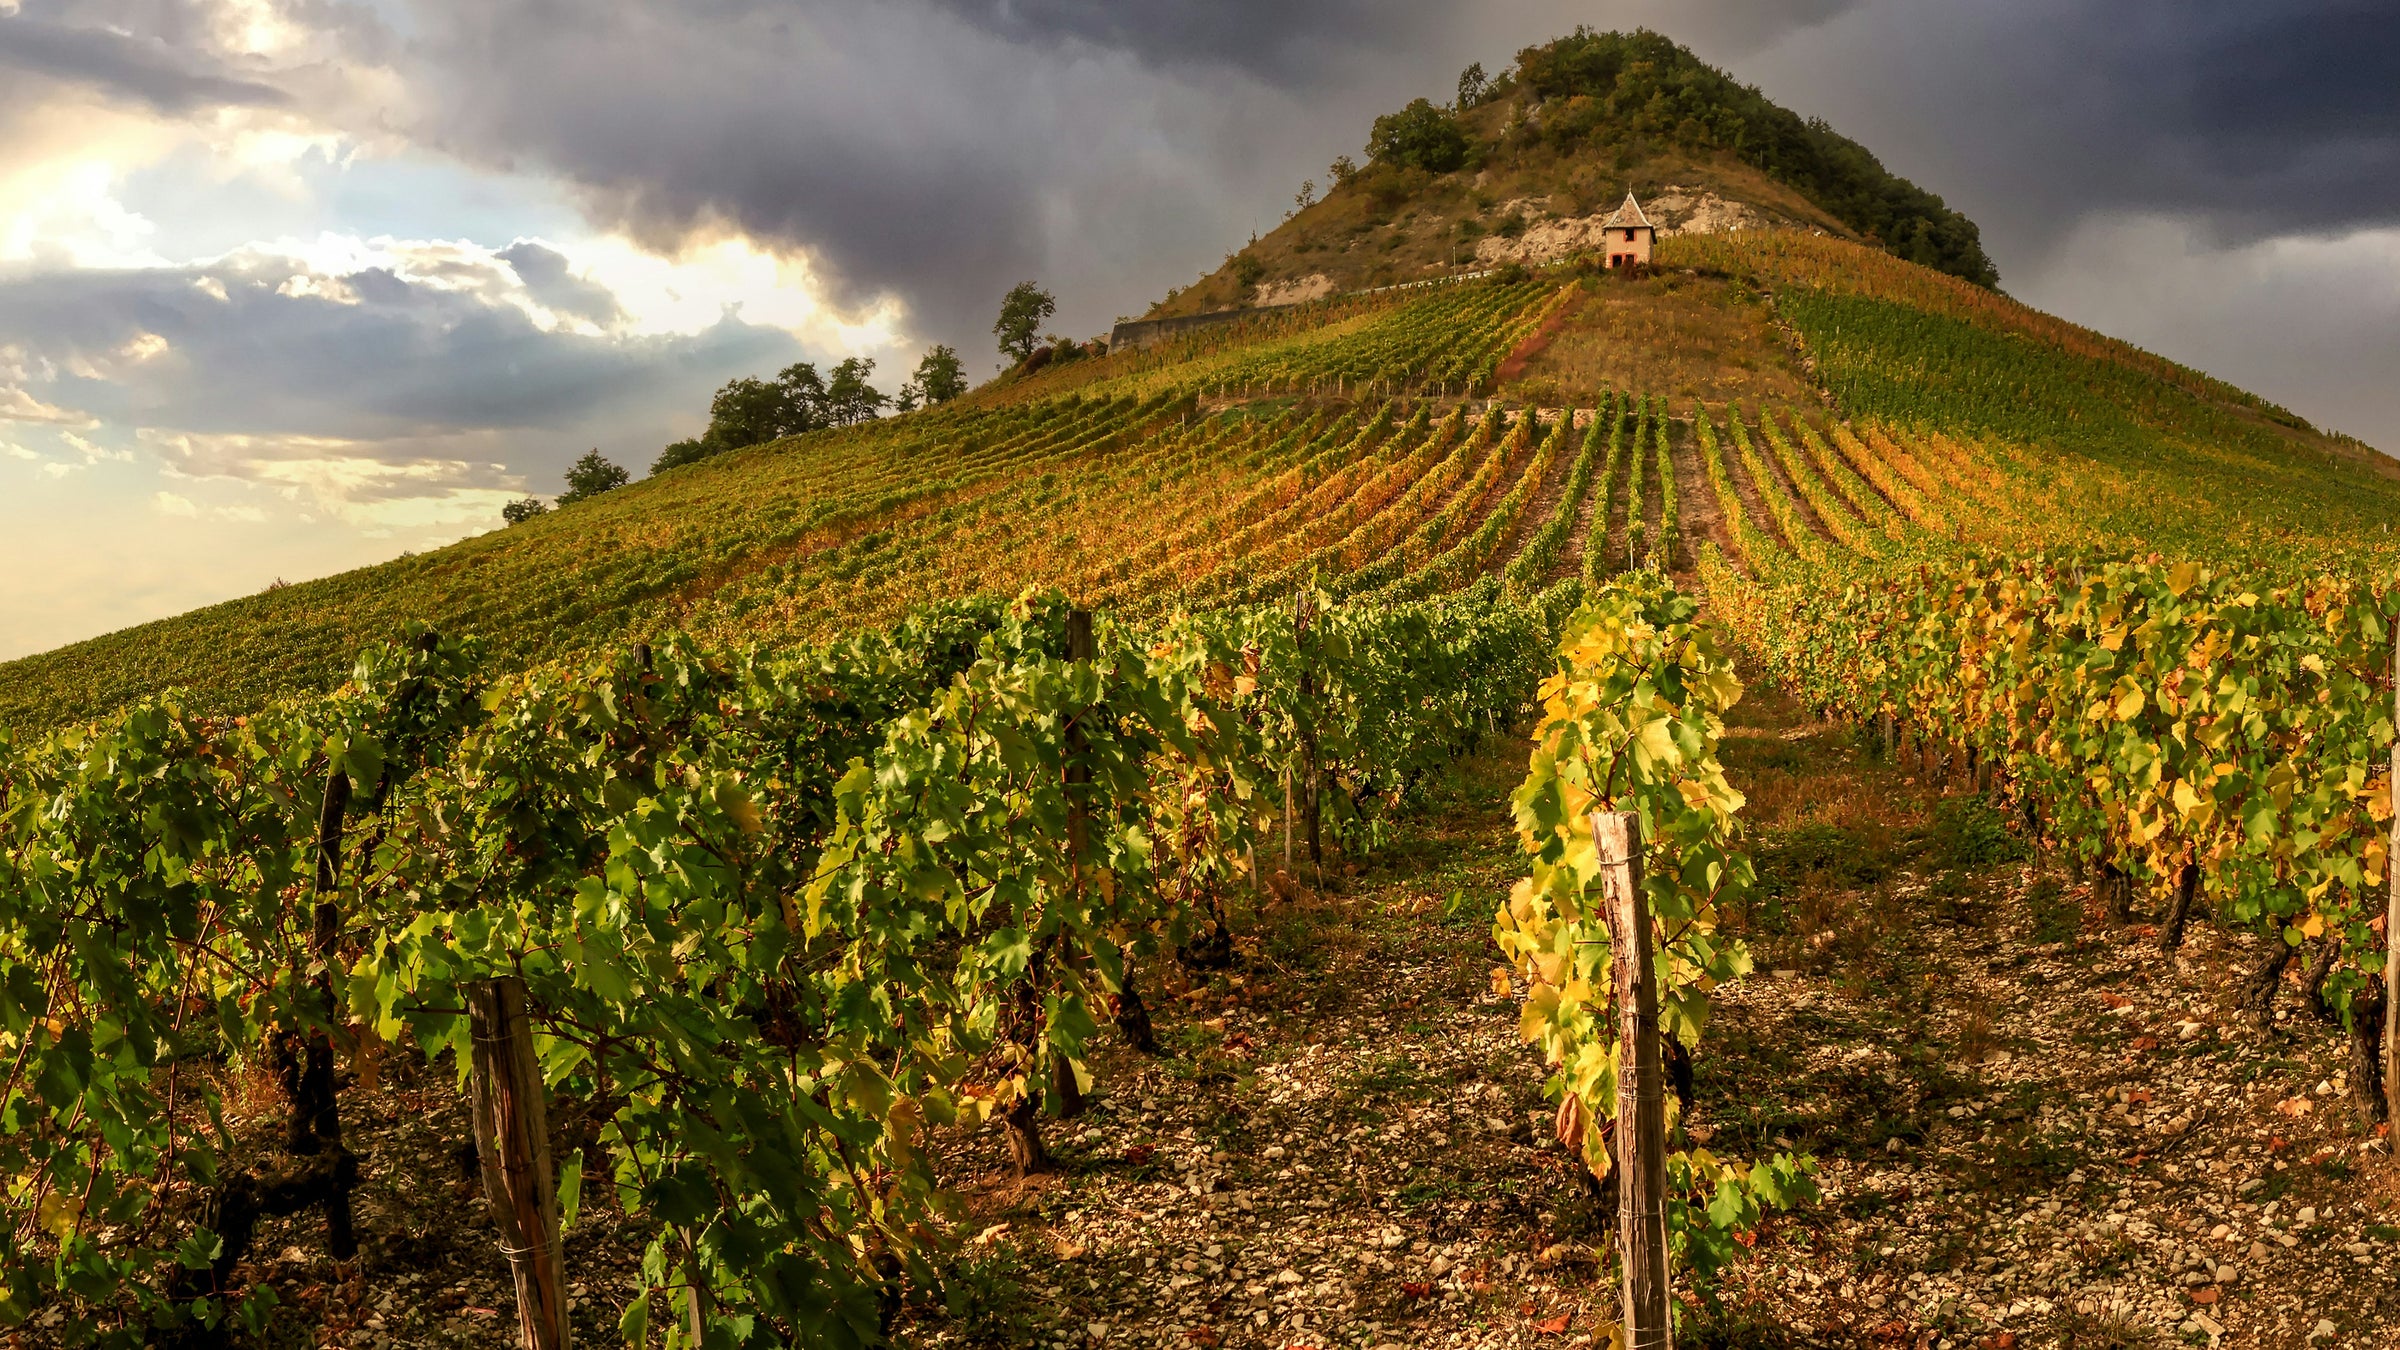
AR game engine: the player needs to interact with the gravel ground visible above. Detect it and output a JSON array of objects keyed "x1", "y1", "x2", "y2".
[{"x1": 903, "y1": 682, "x2": 2396, "y2": 1350}]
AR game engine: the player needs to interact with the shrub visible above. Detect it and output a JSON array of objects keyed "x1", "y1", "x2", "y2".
[{"x1": 1367, "y1": 98, "x2": 1469, "y2": 174}]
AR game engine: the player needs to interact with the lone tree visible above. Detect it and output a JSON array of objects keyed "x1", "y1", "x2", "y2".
[
  {"x1": 501, "y1": 497, "x2": 548, "y2": 525},
  {"x1": 914, "y1": 344, "x2": 968, "y2": 404},
  {"x1": 557, "y1": 450, "x2": 629, "y2": 506},
  {"x1": 994, "y1": 282, "x2": 1056, "y2": 365}
]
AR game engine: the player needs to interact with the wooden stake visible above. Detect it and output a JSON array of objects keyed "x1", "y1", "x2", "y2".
[
  {"x1": 1065, "y1": 608, "x2": 1094, "y2": 866},
  {"x1": 1295, "y1": 589, "x2": 1322, "y2": 889},
  {"x1": 2385, "y1": 618, "x2": 2400, "y2": 1125},
  {"x1": 467, "y1": 977, "x2": 571, "y2": 1350},
  {"x1": 1593, "y1": 811, "x2": 1671, "y2": 1350}
]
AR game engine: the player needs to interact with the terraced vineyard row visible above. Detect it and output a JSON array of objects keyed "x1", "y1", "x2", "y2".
[
  {"x1": 0, "y1": 275, "x2": 1591, "y2": 735},
  {"x1": 1678, "y1": 393, "x2": 2400, "y2": 1148}
]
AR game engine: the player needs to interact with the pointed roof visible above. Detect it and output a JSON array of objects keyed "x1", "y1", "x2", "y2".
[{"x1": 1600, "y1": 192, "x2": 1655, "y2": 231}]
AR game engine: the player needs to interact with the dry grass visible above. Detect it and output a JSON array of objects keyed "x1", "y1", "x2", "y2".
[{"x1": 1502, "y1": 273, "x2": 1816, "y2": 410}]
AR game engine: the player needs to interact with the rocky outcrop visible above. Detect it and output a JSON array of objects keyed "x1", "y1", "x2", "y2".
[{"x1": 1472, "y1": 187, "x2": 1772, "y2": 265}]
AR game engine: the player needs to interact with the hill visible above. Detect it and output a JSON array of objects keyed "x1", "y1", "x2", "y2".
[
  {"x1": 5, "y1": 225, "x2": 2388, "y2": 735},
  {"x1": 1144, "y1": 27, "x2": 1997, "y2": 320}
]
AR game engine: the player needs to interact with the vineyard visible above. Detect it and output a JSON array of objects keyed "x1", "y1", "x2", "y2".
[{"x1": 4, "y1": 221, "x2": 2400, "y2": 1349}]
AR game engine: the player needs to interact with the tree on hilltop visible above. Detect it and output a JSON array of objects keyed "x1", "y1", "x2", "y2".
[
  {"x1": 994, "y1": 282, "x2": 1056, "y2": 365},
  {"x1": 557, "y1": 450, "x2": 628, "y2": 506},
  {"x1": 502, "y1": 497, "x2": 548, "y2": 525}
]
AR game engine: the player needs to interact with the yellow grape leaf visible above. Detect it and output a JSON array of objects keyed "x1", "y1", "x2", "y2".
[
  {"x1": 2114, "y1": 686, "x2": 2146, "y2": 721},
  {"x1": 2299, "y1": 914, "x2": 2326, "y2": 940},
  {"x1": 1635, "y1": 716, "x2": 1678, "y2": 769},
  {"x1": 1490, "y1": 967, "x2": 1514, "y2": 998},
  {"x1": 35, "y1": 1192, "x2": 77, "y2": 1241}
]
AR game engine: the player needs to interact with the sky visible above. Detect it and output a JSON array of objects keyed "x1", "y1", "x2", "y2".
[{"x1": 2, "y1": 0, "x2": 2395, "y2": 660}]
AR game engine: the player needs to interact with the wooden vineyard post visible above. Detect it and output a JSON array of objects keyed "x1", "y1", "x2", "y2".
[
  {"x1": 1593, "y1": 811, "x2": 1671, "y2": 1349},
  {"x1": 467, "y1": 978, "x2": 571, "y2": 1350},
  {"x1": 1294, "y1": 589, "x2": 1323, "y2": 888},
  {"x1": 1065, "y1": 609, "x2": 1094, "y2": 864},
  {"x1": 2386, "y1": 619, "x2": 2400, "y2": 1125}
]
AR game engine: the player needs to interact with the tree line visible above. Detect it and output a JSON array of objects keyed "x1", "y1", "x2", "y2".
[{"x1": 504, "y1": 281, "x2": 1066, "y2": 525}]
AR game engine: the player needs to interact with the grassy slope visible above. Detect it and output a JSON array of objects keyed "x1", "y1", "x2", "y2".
[{"x1": 6, "y1": 229, "x2": 2392, "y2": 737}]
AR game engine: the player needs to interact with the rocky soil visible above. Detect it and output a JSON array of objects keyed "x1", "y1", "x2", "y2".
[
  {"x1": 36, "y1": 676, "x2": 2386, "y2": 1350},
  {"x1": 903, "y1": 681, "x2": 2395, "y2": 1350}
]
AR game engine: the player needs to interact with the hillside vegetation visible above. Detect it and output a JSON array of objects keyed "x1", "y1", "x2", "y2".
[
  {"x1": 3, "y1": 227, "x2": 2391, "y2": 736},
  {"x1": 1148, "y1": 27, "x2": 1995, "y2": 320}
]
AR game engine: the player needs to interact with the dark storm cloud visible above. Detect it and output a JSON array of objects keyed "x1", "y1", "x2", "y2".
[
  {"x1": 918, "y1": 0, "x2": 1422, "y2": 82},
  {"x1": 0, "y1": 11, "x2": 290, "y2": 112},
  {"x1": 498, "y1": 242, "x2": 629, "y2": 329},
  {"x1": 367, "y1": 0, "x2": 1369, "y2": 351},
  {"x1": 1732, "y1": 0, "x2": 2400, "y2": 251},
  {"x1": 0, "y1": 257, "x2": 796, "y2": 447}
]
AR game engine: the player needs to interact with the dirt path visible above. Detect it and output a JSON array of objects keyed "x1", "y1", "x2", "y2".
[{"x1": 1665, "y1": 415, "x2": 1720, "y2": 581}]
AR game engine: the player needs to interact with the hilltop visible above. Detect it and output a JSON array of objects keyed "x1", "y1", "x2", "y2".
[{"x1": 1145, "y1": 28, "x2": 1996, "y2": 321}]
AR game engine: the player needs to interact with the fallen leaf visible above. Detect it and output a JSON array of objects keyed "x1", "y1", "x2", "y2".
[
  {"x1": 1534, "y1": 1311, "x2": 1573, "y2": 1334},
  {"x1": 2190, "y1": 1287, "x2": 2219, "y2": 1306},
  {"x1": 1184, "y1": 1330, "x2": 1219, "y2": 1347},
  {"x1": 1123, "y1": 1144, "x2": 1156, "y2": 1165},
  {"x1": 2099, "y1": 992, "x2": 2132, "y2": 1009},
  {"x1": 465, "y1": 1308, "x2": 499, "y2": 1318},
  {"x1": 2274, "y1": 1096, "x2": 2314, "y2": 1118},
  {"x1": 1052, "y1": 1238, "x2": 1087, "y2": 1261},
  {"x1": 2130, "y1": 1035, "x2": 2160, "y2": 1051},
  {"x1": 1400, "y1": 1281, "x2": 1432, "y2": 1300},
  {"x1": 2125, "y1": 1090, "x2": 2153, "y2": 1106},
  {"x1": 2266, "y1": 1136, "x2": 2289, "y2": 1153}
]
